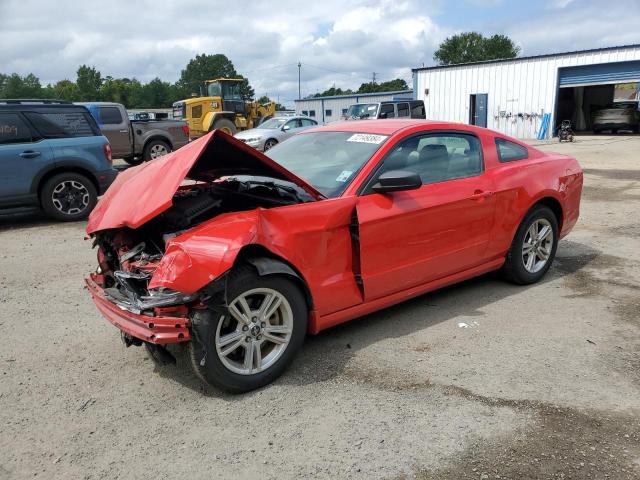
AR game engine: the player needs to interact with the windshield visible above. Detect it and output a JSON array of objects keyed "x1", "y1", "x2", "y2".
[
  {"x1": 259, "y1": 118, "x2": 287, "y2": 129},
  {"x1": 347, "y1": 103, "x2": 379, "y2": 119},
  {"x1": 266, "y1": 131, "x2": 388, "y2": 197},
  {"x1": 206, "y1": 82, "x2": 221, "y2": 97}
]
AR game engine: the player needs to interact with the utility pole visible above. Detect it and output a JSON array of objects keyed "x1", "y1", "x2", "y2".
[
  {"x1": 298, "y1": 62, "x2": 302, "y2": 100},
  {"x1": 372, "y1": 72, "x2": 377, "y2": 84}
]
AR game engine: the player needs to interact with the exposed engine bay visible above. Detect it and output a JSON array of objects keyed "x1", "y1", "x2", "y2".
[{"x1": 91, "y1": 176, "x2": 312, "y2": 314}]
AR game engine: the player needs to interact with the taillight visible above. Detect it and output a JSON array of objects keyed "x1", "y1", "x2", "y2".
[
  {"x1": 103, "y1": 143, "x2": 113, "y2": 165},
  {"x1": 181, "y1": 124, "x2": 190, "y2": 139}
]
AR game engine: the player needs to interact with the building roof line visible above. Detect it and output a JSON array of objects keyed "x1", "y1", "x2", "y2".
[
  {"x1": 294, "y1": 89, "x2": 413, "y2": 102},
  {"x1": 412, "y1": 44, "x2": 640, "y2": 72}
]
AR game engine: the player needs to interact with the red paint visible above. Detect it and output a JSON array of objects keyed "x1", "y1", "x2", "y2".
[
  {"x1": 87, "y1": 121, "x2": 582, "y2": 342},
  {"x1": 85, "y1": 274, "x2": 190, "y2": 344}
]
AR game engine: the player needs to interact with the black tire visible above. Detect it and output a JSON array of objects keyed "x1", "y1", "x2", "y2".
[
  {"x1": 123, "y1": 156, "x2": 144, "y2": 166},
  {"x1": 263, "y1": 138, "x2": 278, "y2": 151},
  {"x1": 633, "y1": 125, "x2": 639, "y2": 134},
  {"x1": 189, "y1": 265, "x2": 307, "y2": 393},
  {"x1": 212, "y1": 118, "x2": 237, "y2": 135},
  {"x1": 593, "y1": 128, "x2": 601, "y2": 134},
  {"x1": 40, "y1": 172, "x2": 97, "y2": 221},
  {"x1": 142, "y1": 139, "x2": 171, "y2": 162},
  {"x1": 501, "y1": 205, "x2": 559, "y2": 285}
]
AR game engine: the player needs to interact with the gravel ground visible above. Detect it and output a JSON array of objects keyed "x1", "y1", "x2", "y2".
[{"x1": 1, "y1": 135, "x2": 639, "y2": 480}]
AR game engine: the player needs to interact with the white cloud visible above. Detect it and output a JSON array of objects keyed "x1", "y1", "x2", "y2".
[{"x1": 0, "y1": 0, "x2": 638, "y2": 107}]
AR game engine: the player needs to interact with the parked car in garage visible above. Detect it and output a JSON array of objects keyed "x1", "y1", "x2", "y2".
[
  {"x1": 344, "y1": 100, "x2": 426, "y2": 120},
  {"x1": 85, "y1": 119, "x2": 583, "y2": 392},
  {"x1": 0, "y1": 99, "x2": 117, "y2": 220},
  {"x1": 79, "y1": 102, "x2": 190, "y2": 165},
  {"x1": 233, "y1": 115, "x2": 318, "y2": 151},
  {"x1": 592, "y1": 101, "x2": 640, "y2": 133}
]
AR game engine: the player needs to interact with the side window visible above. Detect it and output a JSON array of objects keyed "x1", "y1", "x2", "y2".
[
  {"x1": 379, "y1": 103, "x2": 395, "y2": 119},
  {"x1": 495, "y1": 138, "x2": 528, "y2": 162},
  {"x1": 100, "y1": 106, "x2": 124, "y2": 125},
  {"x1": 411, "y1": 102, "x2": 425, "y2": 118},
  {"x1": 300, "y1": 119, "x2": 316, "y2": 127},
  {"x1": 23, "y1": 111, "x2": 95, "y2": 138},
  {"x1": 397, "y1": 103, "x2": 410, "y2": 117},
  {"x1": 0, "y1": 113, "x2": 33, "y2": 145},
  {"x1": 377, "y1": 133, "x2": 483, "y2": 186},
  {"x1": 325, "y1": 109, "x2": 332, "y2": 117}
]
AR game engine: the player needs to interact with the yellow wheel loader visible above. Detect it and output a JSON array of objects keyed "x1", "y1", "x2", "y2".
[{"x1": 172, "y1": 78, "x2": 276, "y2": 139}]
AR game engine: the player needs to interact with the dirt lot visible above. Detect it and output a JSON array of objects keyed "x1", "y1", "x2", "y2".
[{"x1": 1, "y1": 136, "x2": 639, "y2": 480}]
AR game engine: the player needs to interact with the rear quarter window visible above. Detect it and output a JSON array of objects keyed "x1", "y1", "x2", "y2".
[
  {"x1": 24, "y1": 111, "x2": 97, "y2": 138},
  {"x1": 496, "y1": 138, "x2": 529, "y2": 162},
  {"x1": 99, "y1": 106, "x2": 123, "y2": 124},
  {"x1": 0, "y1": 113, "x2": 33, "y2": 145}
]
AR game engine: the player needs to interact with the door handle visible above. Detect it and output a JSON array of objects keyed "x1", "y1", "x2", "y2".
[
  {"x1": 119, "y1": 130, "x2": 129, "y2": 133},
  {"x1": 19, "y1": 150, "x2": 41, "y2": 158},
  {"x1": 470, "y1": 189, "x2": 493, "y2": 200}
]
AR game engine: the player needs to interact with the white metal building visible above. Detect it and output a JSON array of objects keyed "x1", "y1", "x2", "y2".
[
  {"x1": 412, "y1": 44, "x2": 640, "y2": 138},
  {"x1": 294, "y1": 90, "x2": 413, "y2": 123}
]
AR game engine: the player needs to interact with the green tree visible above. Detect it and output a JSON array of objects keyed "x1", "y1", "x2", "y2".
[
  {"x1": 0, "y1": 73, "x2": 43, "y2": 98},
  {"x1": 176, "y1": 53, "x2": 238, "y2": 97},
  {"x1": 434, "y1": 32, "x2": 520, "y2": 65},
  {"x1": 176, "y1": 54, "x2": 255, "y2": 101},
  {"x1": 76, "y1": 65, "x2": 102, "y2": 101},
  {"x1": 313, "y1": 86, "x2": 354, "y2": 98},
  {"x1": 357, "y1": 78, "x2": 408, "y2": 94},
  {"x1": 50, "y1": 79, "x2": 79, "y2": 101}
]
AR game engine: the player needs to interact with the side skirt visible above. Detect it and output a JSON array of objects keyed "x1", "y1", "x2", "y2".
[{"x1": 315, "y1": 257, "x2": 505, "y2": 332}]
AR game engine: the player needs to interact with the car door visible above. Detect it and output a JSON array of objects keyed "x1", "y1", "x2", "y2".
[
  {"x1": 0, "y1": 112, "x2": 54, "y2": 207},
  {"x1": 281, "y1": 119, "x2": 304, "y2": 140},
  {"x1": 98, "y1": 105, "x2": 132, "y2": 158},
  {"x1": 299, "y1": 118, "x2": 318, "y2": 130},
  {"x1": 356, "y1": 131, "x2": 496, "y2": 301}
]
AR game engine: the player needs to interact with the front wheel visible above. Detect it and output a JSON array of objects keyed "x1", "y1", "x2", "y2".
[
  {"x1": 263, "y1": 138, "x2": 278, "y2": 151},
  {"x1": 189, "y1": 266, "x2": 307, "y2": 393},
  {"x1": 212, "y1": 118, "x2": 237, "y2": 135},
  {"x1": 501, "y1": 205, "x2": 558, "y2": 285}
]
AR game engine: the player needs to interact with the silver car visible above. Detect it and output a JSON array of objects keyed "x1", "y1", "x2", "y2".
[
  {"x1": 592, "y1": 102, "x2": 639, "y2": 134},
  {"x1": 234, "y1": 116, "x2": 318, "y2": 151}
]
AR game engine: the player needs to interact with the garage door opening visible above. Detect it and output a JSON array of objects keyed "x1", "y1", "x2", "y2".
[{"x1": 555, "y1": 60, "x2": 640, "y2": 135}]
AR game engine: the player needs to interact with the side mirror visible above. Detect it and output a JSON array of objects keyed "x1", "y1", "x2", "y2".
[
  {"x1": 282, "y1": 124, "x2": 291, "y2": 131},
  {"x1": 372, "y1": 170, "x2": 422, "y2": 193}
]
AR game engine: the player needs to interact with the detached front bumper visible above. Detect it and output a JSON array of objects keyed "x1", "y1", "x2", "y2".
[{"x1": 85, "y1": 273, "x2": 191, "y2": 344}]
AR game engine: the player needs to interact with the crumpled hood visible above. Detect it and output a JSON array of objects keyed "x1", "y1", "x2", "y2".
[{"x1": 86, "y1": 129, "x2": 324, "y2": 234}]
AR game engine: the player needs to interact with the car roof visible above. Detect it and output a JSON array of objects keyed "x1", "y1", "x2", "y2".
[
  {"x1": 0, "y1": 103, "x2": 91, "y2": 112},
  {"x1": 307, "y1": 119, "x2": 452, "y2": 135}
]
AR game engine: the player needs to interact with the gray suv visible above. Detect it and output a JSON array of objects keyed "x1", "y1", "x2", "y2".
[{"x1": 0, "y1": 100, "x2": 117, "y2": 221}]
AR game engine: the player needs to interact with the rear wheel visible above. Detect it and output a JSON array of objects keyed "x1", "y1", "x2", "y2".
[
  {"x1": 212, "y1": 118, "x2": 237, "y2": 135},
  {"x1": 123, "y1": 156, "x2": 143, "y2": 166},
  {"x1": 189, "y1": 266, "x2": 307, "y2": 393},
  {"x1": 143, "y1": 139, "x2": 171, "y2": 161},
  {"x1": 501, "y1": 205, "x2": 558, "y2": 285},
  {"x1": 40, "y1": 172, "x2": 97, "y2": 221}
]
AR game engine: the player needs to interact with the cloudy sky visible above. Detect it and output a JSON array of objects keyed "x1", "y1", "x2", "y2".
[{"x1": 1, "y1": 0, "x2": 639, "y2": 106}]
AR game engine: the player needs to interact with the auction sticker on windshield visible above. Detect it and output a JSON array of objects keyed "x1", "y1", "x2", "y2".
[{"x1": 347, "y1": 133, "x2": 388, "y2": 144}]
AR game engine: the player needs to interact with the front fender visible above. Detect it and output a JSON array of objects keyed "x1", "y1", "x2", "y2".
[{"x1": 148, "y1": 211, "x2": 259, "y2": 294}]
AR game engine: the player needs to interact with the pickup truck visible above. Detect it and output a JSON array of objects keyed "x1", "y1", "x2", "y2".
[{"x1": 79, "y1": 102, "x2": 190, "y2": 165}]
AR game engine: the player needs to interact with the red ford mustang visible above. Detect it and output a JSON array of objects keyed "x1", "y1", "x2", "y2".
[{"x1": 85, "y1": 120, "x2": 583, "y2": 392}]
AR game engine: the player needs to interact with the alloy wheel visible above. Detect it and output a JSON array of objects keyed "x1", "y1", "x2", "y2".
[
  {"x1": 215, "y1": 288, "x2": 293, "y2": 375},
  {"x1": 149, "y1": 144, "x2": 169, "y2": 159},
  {"x1": 522, "y1": 218, "x2": 554, "y2": 273},
  {"x1": 51, "y1": 180, "x2": 90, "y2": 216}
]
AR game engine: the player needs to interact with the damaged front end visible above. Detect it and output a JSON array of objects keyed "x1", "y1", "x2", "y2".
[{"x1": 85, "y1": 130, "x2": 322, "y2": 347}]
